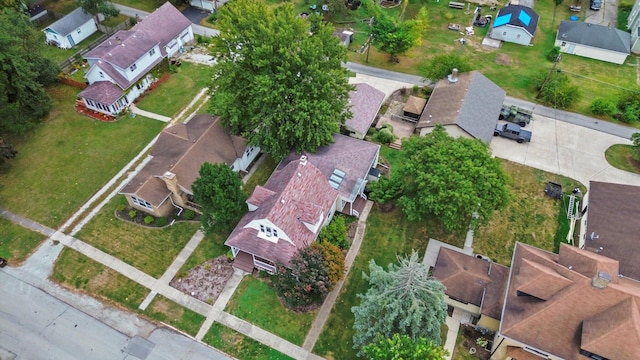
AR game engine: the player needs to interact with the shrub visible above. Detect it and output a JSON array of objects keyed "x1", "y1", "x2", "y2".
[
  {"x1": 590, "y1": 99, "x2": 617, "y2": 116},
  {"x1": 623, "y1": 104, "x2": 640, "y2": 123},
  {"x1": 271, "y1": 246, "x2": 332, "y2": 311},
  {"x1": 207, "y1": 12, "x2": 217, "y2": 24},
  {"x1": 373, "y1": 128, "x2": 396, "y2": 144},
  {"x1": 546, "y1": 46, "x2": 561, "y2": 62},
  {"x1": 144, "y1": 215, "x2": 154, "y2": 224},
  {"x1": 313, "y1": 242, "x2": 345, "y2": 287},
  {"x1": 412, "y1": 85, "x2": 420, "y2": 95},
  {"x1": 319, "y1": 215, "x2": 349, "y2": 249},
  {"x1": 169, "y1": 64, "x2": 178, "y2": 73},
  {"x1": 129, "y1": 210, "x2": 137, "y2": 219},
  {"x1": 183, "y1": 209, "x2": 196, "y2": 220},
  {"x1": 196, "y1": 34, "x2": 212, "y2": 44},
  {"x1": 155, "y1": 217, "x2": 168, "y2": 227},
  {"x1": 422, "y1": 86, "x2": 433, "y2": 97},
  {"x1": 226, "y1": 249, "x2": 235, "y2": 260}
]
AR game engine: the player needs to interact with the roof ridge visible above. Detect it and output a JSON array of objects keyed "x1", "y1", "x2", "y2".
[{"x1": 170, "y1": 117, "x2": 220, "y2": 175}]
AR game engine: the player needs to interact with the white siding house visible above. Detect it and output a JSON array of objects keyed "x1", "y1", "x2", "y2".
[
  {"x1": 555, "y1": 21, "x2": 631, "y2": 64},
  {"x1": 43, "y1": 8, "x2": 97, "y2": 49},
  {"x1": 489, "y1": 5, "x2": 539, "y2": 46},
  {"x1": 627, "y1": 0, "x2": 640, "y2": 53},
  {"x1": 78, "y1": 2, "x2": 193, "y2": 116},
  {"x1": 190, "y1": 0, "x2": 216, "y2": 11}
]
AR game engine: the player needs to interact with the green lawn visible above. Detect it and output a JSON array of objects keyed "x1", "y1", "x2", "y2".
[
  {"x1": 203, "y1": 323, "x2": 295, "y2": 360},
  {"x1": 605, "y1": 144, "x2": 640, "y2": 174},
  {"x1": 176, "y1": 230, "x2": 230, "y2": 279},
  {"x1": 74, "y1": 196, "x2": 201, "y2": 278},
  {"x1": 0, "y1": 219, "x2": 45, "y2": 265},
  {"x1": 243, "y1": 154, "x2": 278, "y2": 196},
  {"x1": 136, "y1": 62, "x2": 212, "y2": 118},
  {"x1": 53, "y1": 248, "x2": 205, "y2": 335},
  {"x1": 41, "y1": 31, "x2": 105, "y2": 65},
  {"x1": 0, "y1": 84, "x2": 164, "y2": 229},
  {"x1": 225, "y1": 276, "x2": 315, "y2": 346}
]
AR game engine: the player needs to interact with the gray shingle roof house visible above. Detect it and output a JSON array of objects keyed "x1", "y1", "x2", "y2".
[
  {"x1": 119, "y1": 114, "x2": 259, "y2": 218},
  {"x1": 489, "y1": 5, "x2": 539, "y2": 46},
  {"x1": 343, "y1": 83, "x2": 385, "y2": 139},
  {"x1": 415, "y1": 71, "x2": 505, "y2": 143},
  {"x1": 43, "y1": 8, "x2": 97, "y2": 49},
  {"x1": 555, "y1": 21, "x2": 631, "y2": 64},
  {"x1": 581, "y1": 181, "x2": 640, "y2": 281},
  {"x1": 78, "y1": 2, "x2": 194, "y2": 116}
]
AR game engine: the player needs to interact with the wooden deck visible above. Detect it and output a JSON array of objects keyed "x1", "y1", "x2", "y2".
[
  {"x1": 340, "y1": 196, "x2": 368, "y2": 218},
  {"x1": 232, "y1": 251, "x2": 254, "y2": 273}
]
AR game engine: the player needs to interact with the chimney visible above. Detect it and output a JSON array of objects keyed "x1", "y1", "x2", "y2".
[
  {"x1": 448, "y1": 68, "x2": 459, "y2": 83},
  {"x1": 161, "y1": 172, "x2": 185, "y2": 206},
  {"x1": 300, "y1": 155, "x2": 307, "y2": 166},
  {"x1": 592, "y1": 271, "x2": 611, "y2": 289},
  {"x1": 116, "y1": 36, "x2": 121, "y2": 45}
]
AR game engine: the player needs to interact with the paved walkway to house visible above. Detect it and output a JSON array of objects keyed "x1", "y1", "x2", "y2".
[
  {"x1": 302, "y1": 200, "x2": 374, "y2": 350},
  {"x1": 129, "y1": 104, "x2": 172, "y2": 122},
  {"x1": 444, "y1": 308, "x2": 472, "y2": 360}
]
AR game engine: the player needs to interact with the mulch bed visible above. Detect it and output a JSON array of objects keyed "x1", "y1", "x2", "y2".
[
  {"x1": 459, "y1": 324, "x2": 493, "y2": 360},
  {"x1": 170, "y1": 256, "x2": 234, "y2": 304},
  {"x1": 115, "y1": 206, "x2": 200, "y2": 228}
]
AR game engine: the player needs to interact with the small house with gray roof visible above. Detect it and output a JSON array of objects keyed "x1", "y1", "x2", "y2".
[
  {"x1": 343, "y1": 83, "x2": 385, "y2": 139},
  {"x1": 119, "y1": 114, "x2": 260, "y2": 218},
  {"x1": 415, "y1": 70, "x2": 505, "y2": 143},
  {"x1": 78, "y1": 2, "x2": 194, "y2": 116},
  {"x1": 555, "y1": 21, "x2": 631, "y2": 64},
  {"x1": 489, "y1": 5, "x2": 539, "y2": 46},
  {"x1": 43, "y1": 7, "x2": 97, "y2": 49}
]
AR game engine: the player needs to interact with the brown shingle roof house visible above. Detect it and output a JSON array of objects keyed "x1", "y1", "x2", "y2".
[
  {"x1": 344, "y1": 83, "x2": 385, "y2": 139},
  {"x1": 492, "y1": 242, "x2": 640, "y2": 360},
  {"x1": 432, "y1": 248, "x2": 509, "y2": 331},
  {"x1": 225, "y1": 156, "x2": 339, "y2": 273},
  {"x1": 119, "y1": 114, "x2": 260, "y2": 218},
  {"x1": 415, "y1": 70, "x2": 505, "y2": 143},
  {"x1": 582, "y1": 181, "x2": 640, "y2": 281}
]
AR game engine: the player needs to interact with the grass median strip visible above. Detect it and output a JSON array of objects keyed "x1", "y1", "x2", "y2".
[
  {"x1": 0, "y1": 219, "x2": 46, "y2": 265},
  {"x1": 203, "y1": 323, "x2": 295, "y2": 360}
]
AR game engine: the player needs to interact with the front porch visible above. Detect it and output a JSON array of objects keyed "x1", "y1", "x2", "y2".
[{"x1": 339, "y1": 195, "x2": 368, "y2": 218}]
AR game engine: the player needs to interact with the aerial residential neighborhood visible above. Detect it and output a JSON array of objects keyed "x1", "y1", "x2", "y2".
[{"x1": 2, "y1": 0, "x2": 640, "y2": 359}]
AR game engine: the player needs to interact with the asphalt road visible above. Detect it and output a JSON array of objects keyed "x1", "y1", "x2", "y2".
[{"x1": 0, "y1": 270, "x2": 231, "y2": 360}]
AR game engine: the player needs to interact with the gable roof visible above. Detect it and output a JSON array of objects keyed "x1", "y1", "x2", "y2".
[
  {"x1": 557, "y1": 21, "x2": 631, "y2": 54},
  {"x1": 278, "y1": 134, "x2": 380, "y2": 201},
  {"x1": 225, "y1": 158, "x2": 338, "y2": 266},
  {"x1": 345, "y1": 83, "x2": 385, "y2": 135},
  {"x1": 493, "y1": 5, "x2": 539, "y2": 37},
  {"x1": 120, "y1": 114, "x2": 247, "y2": 206},
  {"x1": 500, "y1": 243, "x2": 640, "y2": 359},
  {"x1": 45, "y1": 7, "x2": 93, "y2": 36},
  {"x1": 78, "y1": 81, "x2": 123, "y2": 105},
  {"x1": 432, "y1": 248, "x2": 509, "y2": 319},
  {"x1": 416, "y1": 71, "x2": 505, "y2": 142},
  {"x1": 403, "y1": 96, "x2": 427, "y2": 116},
  {"x1": 84, "y1": 2, "x2": 191, "y2": 90},
  {"x1": 585, "y1": 181, "x2": 640, "y2": 280}
]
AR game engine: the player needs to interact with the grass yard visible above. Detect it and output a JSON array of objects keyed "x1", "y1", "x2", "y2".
[
  {"x1": 176, "y1": 230, "x2": 230, "y2": 279},
  {"x1": 41, "y1": 31, "x2": 106, "y2": 65},
  {"x1": 243, "y1": 154, "x2": 279, "y2": 196},
  {"x1": 53, "y1": 248, "x2": 205, "y2": 335},
  {"x1": 203, "y1": 323, "x2": 295, "y2": 360},
  {"x1": 144, "y1": 295, "x2": 206, "y2": 336},
  {"x1": 136, "y1": 63, "x2": 212, "y2": 118},
  {"x1": 473, "y1": 160, "x2": 585, "y2": 266},
  {"x1": 74, "y1": 196, "x2": 201, "y2": 278},
  {"x1": 0, "y1": 84, "x2": 164, "y2": 229},
  {"x1": 605, "y1": 144, "x2": 640, "y2": 174},
  {"x1": 225, "y1": 276, "x2": 315, "y2": 346},
  {"x1": 0, "y1": 219, "x2": 45, "y2": 265}
]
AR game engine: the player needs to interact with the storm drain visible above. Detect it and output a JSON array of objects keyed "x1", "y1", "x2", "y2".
[{"x1": 123, "y1": 335, "x2": 155, "y2": 360}]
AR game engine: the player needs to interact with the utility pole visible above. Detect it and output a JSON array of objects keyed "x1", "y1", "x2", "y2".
[
  {"x1": 537, "y1": 53, "x2": 562, "y2": 101},
  {"x1": 366, "y1": 17, "x2": 374, "y2": 63}
]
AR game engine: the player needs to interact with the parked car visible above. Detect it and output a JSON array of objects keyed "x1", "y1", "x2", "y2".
[
  {"x1": 494, "y1": 123, "x2": 532, "y2": 143},
  {"x1": 590, "y1": 0, "x2": 602, "y2": 10},
  {"x1": 498, "y1": 105, "x2": 532, "y2": 127}
]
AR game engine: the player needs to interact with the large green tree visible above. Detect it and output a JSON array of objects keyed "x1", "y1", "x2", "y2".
[
  {"x1": 422, "y1": 53, "x2": 472, "y2": 82},
  {"x1": 75, "y1": 0, "x2": 119, "y2": 20},
  {"x1": 209, "y1": 0, "x2": 352, "y2": 161},
  {"x1": 192, "y1": 162, "x2": 247, "y2": 234},
  {"x1": 363, "y1": 333, "x2": 449, "y2": 360},
  {"x1": 351, "y1": 252, "x2": 447, "y2": 355},
  {"x1": 365, "y1": 0, "x2": 427, "y2": 62},
  {"x1": 388, "y1": 126, "x2": 509, "y2": 233},
  {"x1": 0, "y1": 8, "x2": 57, "y2": 137}
]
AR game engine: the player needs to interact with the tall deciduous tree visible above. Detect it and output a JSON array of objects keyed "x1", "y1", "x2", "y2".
[
  {"x1": 422, "y1": 53, "x2": 472, "y2": 82},
  {"x1": 192, "y1": 162, "x2": 247, "y2": 234},
  {"x1": 209, "y1": 0, "x2": 352, "y2": 161},
  {"x1": 0, "y1": 8, "x2": 57, "y2": 137},
  {"x1": 365, "y1": 0, "x2": 428, "y2": 62},
  {"x1": 351, "y1": 252, "x2": 447, "y2": 355},
  {"x1": 363, "y1": 333, "x2": 449, "y2": 360},
  {"x1": 75, "y1": 0, "x2": 119, "y2": 20},
  {"x1": 396, "y1": 126, "x2": 510, "y2": 233}
]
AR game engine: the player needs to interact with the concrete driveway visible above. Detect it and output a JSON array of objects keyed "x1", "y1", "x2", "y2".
[
  {"x1": 491, "y1": 114, "x2": 640, "y2": 188},
  {"x1": 584, "y1": 0, "x2": 618, "y2": 26}
]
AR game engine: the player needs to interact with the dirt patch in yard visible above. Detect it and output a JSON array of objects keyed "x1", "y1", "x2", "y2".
[
  {"x1": 170, "y1": 256, "x2": 234, "y2": 304},
  {"x1": 496, "y1": 53, "x2": 512, "y2": 66}
]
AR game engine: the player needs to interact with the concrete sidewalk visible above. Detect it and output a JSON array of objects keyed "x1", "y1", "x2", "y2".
[{"x1": 130, "y1": 104, "x2": 171, "y2": 122}]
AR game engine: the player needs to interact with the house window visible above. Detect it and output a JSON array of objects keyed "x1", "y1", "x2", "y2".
[
  {"x1": 502, "y1": 31, "x2": 507, "y2": 35},
  {"x1": 516, "y1": 34, "x2": 521, "y2": 38},
  {"x1": 259, "y1": 224, "x2": 277, "y2": 237},
  {"x1": 245, "y1": 146, "x2": 255, "y2": 157},
  {"x1": 77, "y1": 28, "x2": 81, "y2": 34},
  {"x1": 149, "y1": 48, "x2": 155, "y2": 57},
  {"x1": 131, "y1": 196, "x2": 153, "y2": 210},
  {"x1": 130, "y1": 64, "x2": 137, "y2": 72},
  {"x1": 99, "y1": 71, "x2": 104, "y2": 78}
]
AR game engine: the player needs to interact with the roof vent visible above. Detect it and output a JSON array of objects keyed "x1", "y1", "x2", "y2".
[
  {"x1": 281, "y1": 198, "x2": 286, "y2": 204},
  {"x1": 592, "y1": 271, "x2": 611, "y2": 289},
  {"x1": 448, "y1": 68, "x2": 459, "y2": 83},
  {"x1": 300, "y1": 155, "x2": 307, "y2": 166}
]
